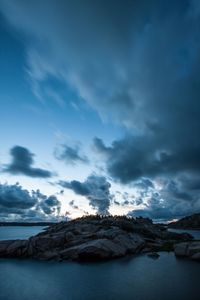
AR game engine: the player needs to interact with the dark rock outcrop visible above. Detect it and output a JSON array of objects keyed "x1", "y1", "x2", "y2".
[
  {"x1": 169, "y1": 213, "x2": 200, "y2": 229},
  {"x1": 0, "y1": 216, "x2": 194, "y2": 262},
  {"x1": 174, "y1": 241, "x2": 200, "y2": 261}
]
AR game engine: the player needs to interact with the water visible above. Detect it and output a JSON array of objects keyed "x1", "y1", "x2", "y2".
[
  {"x1": 0, "y1": 227, "x2": 200, "y2": 300},
  {"x1": 168, "y1": 228, "x2": 200, "y2": 239},
  {"x1": 0, "y1": 253, "x2": 200, "y2": 300},
  {"x1": 0, "y1": 226, "x2": 45, "y2": 240}
]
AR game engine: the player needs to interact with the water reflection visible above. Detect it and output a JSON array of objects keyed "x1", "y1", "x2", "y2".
[{"x1": 0, "y1": 253, "x2": 200, "y2": 300}]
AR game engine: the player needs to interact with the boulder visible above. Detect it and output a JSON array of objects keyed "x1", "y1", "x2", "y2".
[
  {"x1": 0, "y1": 240, "x2": 13, "y2": 256},
  {"x1": 36, "y1": 250, "x2": 60, "y2": 261},
  {"x1": 29, "y1": 234, "x2": 64, "y2": 252},
  {"x1": 6, "y1": 240, "x2": 27, "y2": 257},
  {"x1": 174, "y1": 242, "x2": 189, "y2": 257},
  {"x1": 0, "y1": 240, "x2": 27, "y2": 258},
  {"x1": 174, "y1": 241, "x2": 200, "y2": 261},
  {"x1": 191, "y1": 253, "x2": 200, "y2": 261},
  {"x1": 113, "y1": 233, "x2": 145, "y2": 254},
  {"x1": 66, "y1": 238, "x2": 127, "y2": 261}
]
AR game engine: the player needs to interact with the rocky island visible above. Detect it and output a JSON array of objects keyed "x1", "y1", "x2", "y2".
[
  {"x1": 169, "y1": 213, "x2": 200, "y2": 230},
  {"x1": 1, "y1": 215, "x2": 199, "y2": 262}
]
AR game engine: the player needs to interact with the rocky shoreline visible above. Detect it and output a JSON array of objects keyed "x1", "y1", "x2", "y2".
[{"x1": 0, "y1": 216, "x2": 199, "y2": 262}]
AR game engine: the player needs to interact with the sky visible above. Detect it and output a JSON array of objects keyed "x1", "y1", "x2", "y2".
[{"x1": 0, "y1": 0, "x2": 200, "y2": 222}]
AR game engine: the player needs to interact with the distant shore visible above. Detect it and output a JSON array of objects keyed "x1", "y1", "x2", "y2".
[{"x1": 0, "y1": 222, "x2": 56, "y2": 227}]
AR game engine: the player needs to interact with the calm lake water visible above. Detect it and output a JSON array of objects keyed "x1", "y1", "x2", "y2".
[
  {"x1": 0, "y1": 227, "x2": 200, "y2": 300},
  {"x1": 0, "y1": 226, "x2": 45, "y2": 240}
]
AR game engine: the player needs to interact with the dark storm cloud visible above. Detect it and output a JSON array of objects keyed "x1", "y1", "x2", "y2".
[
  {"x1": 93, "y1": 136, "x2": 200, "y2": 184},
  {"x1": 59, "y1": 175, "x2": 112, "y2": 214},
  {"x1": 111, "y1": 191, "x2": 135, "y2": 207},
  {"x1": 1, "y1": 0, "x2": 199, "y2": 133},
  {"x1": 32, "y1": 190, "x2": 61, "y2": 216},
  {"x1": 1, "y1": 0, "x2": 200, "y2": 219},
  {"x1": 1, "y1": 1, "x2": 200, "y2": 179},
  {"x1": 59, "y1": 180, "x2": 90, "y2": 196},
  {"x1": 0, "y1": 182, "x2": 36, "y2": 210},
  {"x1": 0, "y1": 183, "x2": 61, "y2": 220},
  {"x1": 54, "y1": 144, "x2": 89, "y2": 165},
  {"x1": 93, "y1": 136, "x2": 200, "y2": 219},
  {"x1": 4, "y1": 146, "x2": 52, "y2": 178},
  {"x1": 93, "y1": 137, "x2": 111, "y2": 157},
  {"x1": 128, "y1": 177, "x2": 200, "y2": 220}
]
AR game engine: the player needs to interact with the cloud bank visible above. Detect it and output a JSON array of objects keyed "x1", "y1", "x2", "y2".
[
  {"x1": 4, "y1": 146, "x2": 52, "y2": 178},
  {"x1": 54, "y1": 143, "x2": 89, "y2": 165},
  {"x1": 0, "y1": 182, "x2": 61, "y2": 221},
  {"x1": 59, "y1": 175, "x2": 112, "y2": 215}
]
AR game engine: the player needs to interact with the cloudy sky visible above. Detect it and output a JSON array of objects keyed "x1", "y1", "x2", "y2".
[{"x1": 0, "y1": 0, "x2": 200, "y2": 221}]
